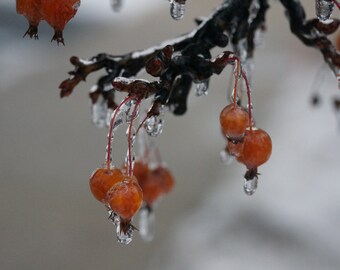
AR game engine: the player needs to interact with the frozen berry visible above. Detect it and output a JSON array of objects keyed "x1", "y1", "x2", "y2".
[
  {"x1": 236, "y1": 128, "x2": 272, "y2": 169},
  {"x1": 41, "y1": 0, "x2": 80, "y2": 44},
  {"x1": 220, "y1": 104, "x2": 249, "y2": 140},
  {"x1": 107, "y1": 176, "x2": 143, "y2": 222},
  {"x1": 133, "y1": 160, "x2": 150, "y2": 185},
  {"x1": 16, "y1": 0, "x2": 42, "y2": 38},
  {"x1": 151, "y1": 166, "x2": 175, "y2": 194},
  {"x1": 89, "y1": 168, "x2": 124, "y2": 203}
]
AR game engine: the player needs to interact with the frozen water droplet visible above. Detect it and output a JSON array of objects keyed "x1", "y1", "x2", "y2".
[
  {"x1": 126, "y1": 103, "x2": 140, "y2": 123},
  {"x1": 144, "y1": 115, "x2": 164, "y2": 137},
  {"x1": 111, "y1": 0, "x2": 123, "y2": 12},
  {"x1": 234, "y1": 39, "x2": 248, "y2": 63},
  {"x1": 112, "y1": 111, "x2": 124, "y2": 131},
  {"x1": 116, "y1": 220, "x2": 134, "y2": 245},
  {"x1": 105, "y1": 146, "x2": 112, "y2": 165},
  {"x1": 107, "y1": 209, "x2": 120, "y2": 226},
  {"x1": 105, "y1": 108, "x2": 114, "y2": 127},
  {"x1": 139, "y1": 207, "x2": 155, "y2": 242},
  {"x1": 248, "y1": 0, "x2": 260, "y2": 24},
  {"x1": 91, "y1": 96, "x2": 106, "y2": 128},
  {"x1": 125, "y1": 126, "x2": 137, "y2": 175},
  {"x1": 121, "y1": 99, "x2": 133, "y2": 114},
  {"x1": 219, "y1": 149, "x2": 234, "y2": 165},
  {"x1": 254, "y1": 29, "x2": 266, "y2": 49},
  {"x1": 126, "y1": 126, "x2": 136, "y2": 145},
  {"x1": 169, "y1": 0, "x2": 185, "y2": 20},
  {"x1": 316, "y1": 0, "x2": 334, "y2": 21},
  {"x1": 195, "y1": 79, "x2": 209, "y2": 96},
  {"x1": 243, "y1": 176, "x2": 258, "y2": 196},
  {"x1": 230, "y1": 92, "x2": 240, "y2": 104}
]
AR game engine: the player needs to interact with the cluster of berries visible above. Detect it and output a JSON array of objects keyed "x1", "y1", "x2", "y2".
[
  {"x1": 89, "y1": 94, "x2": 174, "y2": 244},
  {"x1": 219, "y1": 56, "x2": 272, "y2": 195},
  {"x1": 16, "y1": 0, "x2": 80, "y2": 44}
]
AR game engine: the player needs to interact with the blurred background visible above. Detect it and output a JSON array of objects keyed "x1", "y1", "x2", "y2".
[{"x1": 1, "y1": 1, "x2": 340, "y2": 269}]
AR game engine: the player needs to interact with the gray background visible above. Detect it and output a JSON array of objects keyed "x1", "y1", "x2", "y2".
[{"x1": 1, "y1": 1, "x2": 340, "y2": 269}]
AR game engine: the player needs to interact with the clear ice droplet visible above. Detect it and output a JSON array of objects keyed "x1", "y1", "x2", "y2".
[
  {"x1": 316, "y1": 0, "x2": 334, "y2": 22},
  {"x1": 195, "y1": 79, "x2": 209, "y2": 96},
  {"x1": 219, "y1": 149, "x2": 234, "y2": 165},
  {"x1": 126, "y1": 104, "x2": 140, "y2": 123},
  {"x1": 91, "y1": 96, "x2": 107, "y2": 128},
  {"x1": 144, "y1": 115, "x2": 164, "y2": 137},
  {"x1": 243, "y1": 176, "x2": 258, "y2": 196},
  {"x1": 169, "y1": 0, "x2": 185, "y2": 20},
  {"x1": 112, "y1": 111, "x2": 124, "y2": 131},
  {"x1": 139, "y1": 207, "x2": 155, "y2": 242},
  {"x1": 105, "y1": 108, "x2": 114, "y2": 127},
  {"x1": 116, "y1": 221, "x2": 134, "y2": 245}
]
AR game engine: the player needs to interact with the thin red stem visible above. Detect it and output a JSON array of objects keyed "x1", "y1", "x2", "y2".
[
  {"x1": 226, "y1": 56, "x2": 241, "y2": 107},
  {"x1": 241, "y1": 70, "x2": 253, "y2": 131},
  {"x1": 127, "y1": 99, "x2": 142, "y2": 177},
  {"x1": 106, "y1": 95, "x2": 134, "y2": 169},
  {"x1": 135, "y1": 114, "x2": 148, "y2": 137},
  {"x1": 333, "y1": 0, "x2": 340, "y2": 10}
]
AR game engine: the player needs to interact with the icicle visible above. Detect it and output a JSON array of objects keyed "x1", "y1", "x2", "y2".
[
  {"x1": 105, "y1": 108, "x2": 114, "y2": 127},
  {"x1": 248, "y1": 0, "x2": 260, "y2": 24},
  {"x1": 139, "y1": 207, "x2": 155, "y2": 242},
  {"x1": 126, "y1": 102, "x2": 140, "y2": 123},
  {"x1": 105, "y1": 108, "x2": 125, "y2": 168},
  {"x1": 243, "y1": 58, "x2": 255, "y2": 89},
  {"x1": 195, "y1": 79, "x2": 209, "y2": 96},
  {"x1": 116, "y1": 221, "x2": 134, "y2": 245},
  {"x1": 169, "y1": 0, "x2": 186, "y2": 20},
  {"x1": 107, "y1": 207, "x2": 134, "y2": 244},
  {"x1": 219, "y1": 149, "x2": 234, "y2": 165},
  {"x1": 254, "y1": 28, "x2": 266, "y2": 49},
  {"x1": 234, "y1": 38, "x2": 248, "y2": 64},
  {"x1": 112, "y1": 110, "x2": 124, "y2": 131},
  {"x1": 91, "y1": 95, "x2": 107, "y2": 128},
  {"x1": 125, "y1": 126, "x2": 137, "y2": 175},
  {"x1": 144, "y1": 106, "x2": 165, "y2": 137},
  {"x1": 243, "y1": 176, "x2": 258, "y2": 196},
  {"x1": 316, "y1": 0, "x2": 334, "y2": 22}
]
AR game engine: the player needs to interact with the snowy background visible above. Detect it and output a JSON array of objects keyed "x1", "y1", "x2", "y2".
[{"x1": 1, "y1": 1, "x2": 340, "y2": 270}]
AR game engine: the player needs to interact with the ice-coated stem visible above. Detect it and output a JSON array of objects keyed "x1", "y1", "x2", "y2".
[
  {"x1": 106, "y1": 96, "x2": 135, "y2": 169},
  {"x1": 127, "y1": 99, "x2": 142, "y2": 176},
  {"x1": 241, "y1": 70, "x2": 254, "y2": 131}
]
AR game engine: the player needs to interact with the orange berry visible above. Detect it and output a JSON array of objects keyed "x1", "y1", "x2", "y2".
[
  {"x1": 107, "y1": 176, "x2": 143, "y2": 222},
  {"x1": 89, "y1": 168, "x2": 124, "y2": 203},
  {"x1": 140, "y1": 175, "x2": 163, "y2": 206},
  {"x1": 236, "y1": 128, "x2": 272, "y2": 169},
  {"x1": 139, "y1": 166, "x2": 175, "y2": 206},
  {"x1": 151, "y1": 166, "x2": 175, "y2": 194},
  {"x1": 133, "y1": 160, "x2": 150, "y2": 185},
  {"x1": 16, "y1": 0, "x2": 42, "y2": 38},
  {"x1": 220, "y1": 104, "x2": 249, "y2": 140},
  {"x1": 41, "y1": 0, "x2": 80, "y2": 44}
]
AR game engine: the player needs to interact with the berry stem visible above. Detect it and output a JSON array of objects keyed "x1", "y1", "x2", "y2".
[
  {"x1": 241, "y1": 70, "x2": 253, "y2": 131},
  {"x1": 106, "y1": 95, "x2": 135, "y2": 170},
  {"x1": 333, "y1": 0, "x2": 340, "y2": 10},
  {"x1": 227, "y1": 56, "x2": 241, "y2": 107},
  {"x1": 127, "y1": 98, "x2": 142, "y2": 177}
]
